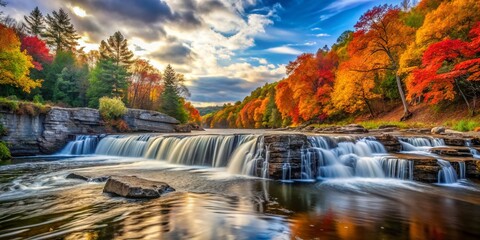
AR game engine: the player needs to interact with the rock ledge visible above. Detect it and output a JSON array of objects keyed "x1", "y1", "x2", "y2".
[{"x1": 103, "y1": 176, "x2": 175, "y2": 198}]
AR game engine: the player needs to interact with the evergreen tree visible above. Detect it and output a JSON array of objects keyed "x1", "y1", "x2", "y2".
[
  {"x1": 53, "y1": 63, "x2": 89, "y2": 107},
  {"x1": 23, "y1": 7, "x2": 45, "y2": 36},
  {"x1": 99, "y1": 31, "x2": 134, "y2": 67},
  {"x1": 43, "y1": 51, "x2": 75, "y2": 100},
  {"x1": 159, "y1": 65, "x2": 188, "y2": 123},
  {"x1": 87, "y1": 59, "x2": 128, "y2": 108},
  {"x1": 44, "y1": 8, "x2": 79, "y2": 52}
]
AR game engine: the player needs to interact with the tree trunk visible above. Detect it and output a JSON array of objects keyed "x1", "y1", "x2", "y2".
[
  {"x1": 455, "y1": 79, "x2": 472, "y2": 116},
  {"x1": 395, "y1": 72, "x2": 412, "y2": 121}
]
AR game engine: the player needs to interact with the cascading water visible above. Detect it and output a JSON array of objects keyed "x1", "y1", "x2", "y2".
[
  {"x1": 95, "y1": 134, "x2": 265, "y2": 175},
  {"x1": 303, "y1": 136, "x2": 411, "y2": 180},
  {"x1": 399, "y1": 137, "x2": 445, "y2": 152},
  {"x1": 437, "y1": 159, "x2": 458, "y2": 184},
  {"x1": 466, "y1": 140, "x2": 480, "y2": 159},
  {"x1": 58, "y1": 135, "x2": 100, "y2": 155},
  {"x1": 458, "y1": 161, "x2": 466, "y2": 179}
]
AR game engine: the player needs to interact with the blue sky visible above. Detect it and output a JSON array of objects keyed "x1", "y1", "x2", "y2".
[{"x1": 3, "y1": 0, "x2": 402, "y2": 106}]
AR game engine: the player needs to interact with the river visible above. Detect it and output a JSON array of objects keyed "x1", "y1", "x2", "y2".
[{"x1": 0, "y1": 130, "x2": 479, "y2": 239}]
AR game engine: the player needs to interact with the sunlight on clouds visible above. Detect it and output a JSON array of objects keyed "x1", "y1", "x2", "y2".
[
  {"x1": 266, "y1": 46, "x2": 302, "y2": 55},
  {"x1": 72, "y1": 6, "x2": 87, "y2": 17}
]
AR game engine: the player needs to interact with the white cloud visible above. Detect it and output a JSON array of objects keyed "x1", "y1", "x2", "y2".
[
  {"x1": 316, "y1": 33, "x2": 330, "y2": 37},
  {"x1": 311, "y1": 27, "x2": 321, "y2": 31},
  {"x1": 323, "y1": 0, "x2": 375, "y2": 11},
  {"x1": 266, "y1": 46, "x2": 302, "y2": 55}
]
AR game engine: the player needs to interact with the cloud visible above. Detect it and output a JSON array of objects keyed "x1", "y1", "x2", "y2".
[
  {"x1": 149, "y1": 43, "x2": 195, "y2": 64},
  {"x1": 266, "y1": 46, "x2": 302, "y2": 55},
  {"x1": 188, "y1": 76, "x2": 267, "y2": 103},
  {"x1": 323, "y1": 0, "x2": 376, "y2": 12},
  {"x1": 311, "y1": 27, "x2": 322, "y2": 31},
  {"x1": 287, "y1": 41, "x2": 317, "y2": 47},
  {"x1": 316, "y1": 33, "x2": 330, "y2": 37}
]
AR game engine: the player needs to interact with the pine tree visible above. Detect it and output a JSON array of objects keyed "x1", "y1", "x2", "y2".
[
  {"x1": 99, "y1": 31, "x2": 134, "y2": 67},
  {"x1": 44, "y1": 8, "x2": 79, "y2": 52},
  {"x1": 24, "y1": 7, "x2": 45, "y2": 37},
  {"x1": 87, "y1": 59, "x2": 128, "y2": 108},
  {"x1": 159, "y1": 65, "x2": 188, "y2": 123}
]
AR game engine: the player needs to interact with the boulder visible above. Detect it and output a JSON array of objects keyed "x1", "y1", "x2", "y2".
[
  {"x1": 431, "y1": 126, "x2": 446, "y2": 134},
  {"x1": 174, "y1": 124, "x2": 192, "y2": 133},
  {"x1": 103, "y1": 176, "x2": 175, "y2": 198},
  {"x1": 337, "y1": 124, "x2": 368, "y2": 134},
  {"x1": 66, "y1": 172, "x2": 109, "y2": 182}
]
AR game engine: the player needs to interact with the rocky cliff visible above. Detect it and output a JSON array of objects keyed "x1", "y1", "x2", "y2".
[{"x1": 0, "y1": 107, "x2": 179, "y2": 155}]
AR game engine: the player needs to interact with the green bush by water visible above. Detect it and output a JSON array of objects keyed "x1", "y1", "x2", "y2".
[
  {"x1": 0, "y1": 142, "x2": 11, "y2": 161},
  {"x1": 99, "y1": 97, "x2": 127, "y2": 120},
  {"x1": 450, "y1": 120, "x2": 479, "y2": 132}
]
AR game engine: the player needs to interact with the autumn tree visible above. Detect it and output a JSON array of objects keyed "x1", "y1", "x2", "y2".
[
  {"x1": 23, "y1": 7, "x2": 44, "y2": 37},
  {"x1": 159, "y1": 65, "x2": 189, "y2": 123},
  {"x1": 100, "y1": 31, "x2": 134, "y2": 67},
  {"x1": 44, "y1": 8, "x2": 79, "y2": 52},
  {"x1": 20, "y1": 36, "x2": 52, "y2": 70},
  {"x1": 351, "y1": 4, "x2": 415, "y2": 120},
  {"x1": 0, "y1": 24, "x2": 40, "y2": 93},
  {"x1": 408, "y1": 22, "x2": 480, "y2": 114},
  {"x1": 128, "y1": 59, "x2": 162, "y2": 110},
  {"x1": 183, "y1": 100, "x2": 201, "y2": 124}
]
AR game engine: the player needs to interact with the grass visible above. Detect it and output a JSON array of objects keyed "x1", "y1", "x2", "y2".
[
  {"x1": 444, "y1": 119, "x2": 480, "y2": 132},
  {"x1": 0, "y1": 97, "x2": 51, "y2": 116},
  {"x1": 310, "y1": 120, "x2": 431, "y2": 130}
]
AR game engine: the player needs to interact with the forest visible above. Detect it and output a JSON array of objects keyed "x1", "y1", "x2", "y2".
[
  {"x1": 0, "y1": 2, "x2": 201, "y2": 125},
  {"x1": 203, "y1": 0, "x2": 480, "y2": 129}
]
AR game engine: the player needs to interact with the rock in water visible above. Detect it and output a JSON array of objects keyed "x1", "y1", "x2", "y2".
[
  {"x1": 66, "y1": 172, "x2": 109, "y2": 182},
  {"x1": 103, "y1": 176, "x2": 175, "y2": 198},
  {"x1": 431, "y1": 126, "x2": 445, "y2": 134}
]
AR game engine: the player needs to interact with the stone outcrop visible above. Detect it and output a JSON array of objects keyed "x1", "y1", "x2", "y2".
[
  {"x1": 0, "y1": 107, "x2": 180, "y2": 155},
  {"x1": 376, "y1": 134, "x2": 401, "y2": 152},
  {"x1": 264, "y1": 134, "x2": 309, "y2": 179},
  {"x1": 66, "y1": 172, "x2": 110, "y2": 182},
  {"x1": 431, "y1": 126, "x2": 446, "y2": 134},
  {"x1": 103, "y1": 176, "x2": 175, "y2": 198}
]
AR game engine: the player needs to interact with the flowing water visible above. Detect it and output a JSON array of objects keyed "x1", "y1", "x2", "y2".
[{"x1": 0, "y1": 131, "x2": 479, "y2": 239}]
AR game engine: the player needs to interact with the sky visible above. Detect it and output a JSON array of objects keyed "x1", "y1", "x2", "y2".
[{"x1": 3, "y1": 0, "x2": 402, "y2": 107}]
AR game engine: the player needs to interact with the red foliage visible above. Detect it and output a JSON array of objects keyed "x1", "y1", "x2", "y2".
[{"x1": 20, "y1": 36, "x2": 52, "y2": 70}]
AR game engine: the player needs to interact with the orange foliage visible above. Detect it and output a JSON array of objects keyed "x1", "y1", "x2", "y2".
[
  {"x1": 184, "y1": 101, "x2": 201, "y2": 123},
  {"x1": 127, "y1": 59, "x2": 162, "y2": 110}
]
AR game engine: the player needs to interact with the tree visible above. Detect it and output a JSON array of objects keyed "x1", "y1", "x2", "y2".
[
  {"x1": 0, "y1": 24, "x2": 40, "y2": 93},
  {"x1": 183, "y1": 100, "x2": 201, "y2": 123},
  {"x1": 23, "y1": 7, "x2": 45, "y2": 37},
  {"x1": 53, "y1": 63, "x2": 89, "y2": 106},
  {"x1": 20, "y1": 36, "x2": 52, "y2": 70},
  {"x1": 100, "y1": 31, "x2": 134, "y2": 67},
  {"x1": 42, "y1": 51, "x2": 75, "y2": 100},
  {"x1": 87, "y1": 59, "x2": 129, "y2": 108},
  {"x1": 351, "y1": 4, "x2": 415, "y2": 120},
  {"x1": 128, "y1": 59, "x2": 162, "y2": 110},
  {"x1": 408, "y1": 22, "x2": 480, "y2": 114},
  {"x1": 332, "y1": 58, "x2": 381, "y2": 117},
  {"x1": 159, "y1": 65, "x2": 189, "y2": 123},
  {"x1": 44, "y1": 8, "x2": 79, "y2": 52}
]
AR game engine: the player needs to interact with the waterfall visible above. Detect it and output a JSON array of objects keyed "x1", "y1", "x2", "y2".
[
  {"x1": 95, "y1": 134, "x2": 265, "y2": 175},
  {"x1": 458, "y1": 161, "x2": 466, "y2": 179},
  {"x1": 466, "y1": 140, "x2": 480, "y2": 159},
  {"x1": 58, "y1": 135, "x2": 100, "y2": 155},
  {"x1": 304, "y1": 136, "x2": 412, "y2": 180},
  {"x1": 437, "y1": 159, "x2": 458, "y2": 184},
  {"x1": 300, "y1": 149, "x2": 314, "y2": 180},
  {"x1": 400, "y1": 137, "x2": 445, "y2": 150}
]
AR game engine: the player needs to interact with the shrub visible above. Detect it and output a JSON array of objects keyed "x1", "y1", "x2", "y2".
[
  {"x1": 0, "y1": 142, "x2": 11, "y2": 161},
  {"x1": 99, "y1": 97, "x2": 128, "y2": 120},
  {"x1": 33, "y1": 94, "x2": 44, "y2": 104},
  {"x1": 0, "y1": 97, "x2": 19, "y2": 112},
  {"x1": 452, "y1": 120, "x2": 479, "y2": 132},
  {"x1": 0, "y1": 123, "x2": 6, "y2": 136}
]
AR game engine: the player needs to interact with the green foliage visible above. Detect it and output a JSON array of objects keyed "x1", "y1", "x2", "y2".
[
  {"x1": 403, "y1": 9, "x2": 425, "y2": 28},
  {"x1": 159, "y1": 65, "x2": 189, "y2": 123},
  {"x1": 448, "y1": 120, "x2": 479, "y2": 132},
  {"x1": 0, "y1": 97, "x2": 19, "y2": 111},
  {"x1": 99, "y1": 97, "x2": 127, "y2": 120},
  {"x1": 53, "y1": 63, "x2": 89, "y2": 107},
  {"x1": 99, "y1": 31, "x2": 134, "y2": 67},
  {"x1": 196, "y1": 106, "x2": 223, "y2": 116},
  {"x1": 23, "y1": 6, "x2": 45, "y2": 36},
  {"x1": 32, "y1": 94, "x2": 44, "y2": 104},
  {"x1": 0, "y1": 141, "x2": 11, "y2": 161},
  {"x1": 379, "y1": 72, "x2": 400, "y2": 100},
  {"x1": 87, "y1": 59, "x2": 129, "y2": 108},
  {"x1": 43, "y1": 51, "x2": 75, "y2": 100},
  {"x1": 0, "y1": 122, "x2": 6, "y2": 136},
  {"x1": 44, "y1": 8, "x2": 79, "y2": 52}
]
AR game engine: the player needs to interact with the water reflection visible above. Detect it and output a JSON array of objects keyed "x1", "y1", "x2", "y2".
[{"x1": 0, "y1": 158, "x2": 479, "y2": 239}]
